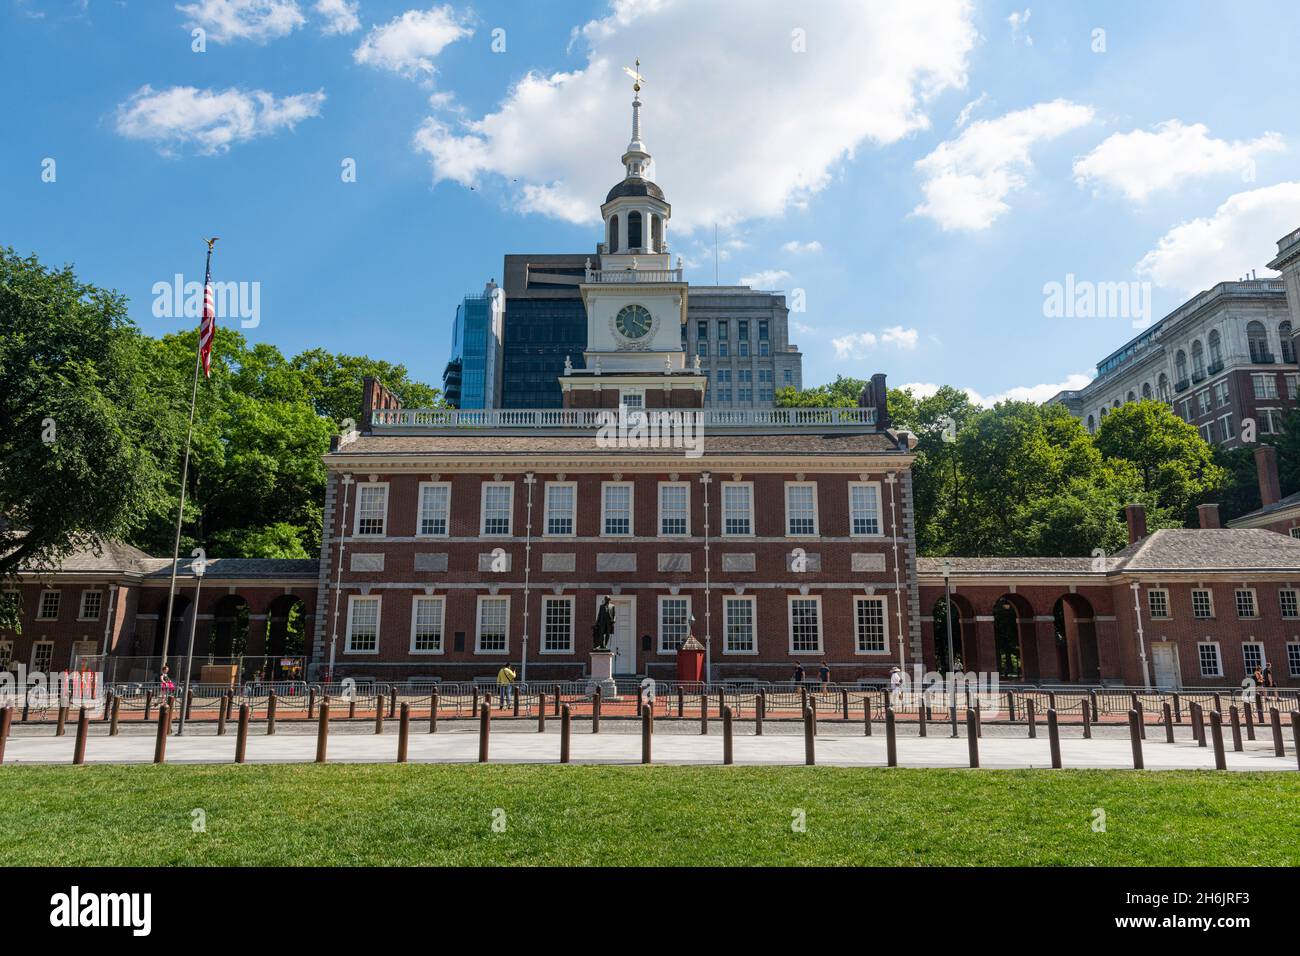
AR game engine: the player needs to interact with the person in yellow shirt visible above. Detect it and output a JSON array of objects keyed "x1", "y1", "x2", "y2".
[{"x1": 496, "y1": 664, "x2": 517, "y2": 709}]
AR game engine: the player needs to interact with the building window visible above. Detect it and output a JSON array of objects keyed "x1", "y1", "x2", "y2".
[
  {"x1": 31, "y1": 641, "x2": 53, "y2": 672},
  {"x1": 475, "y1": 596, "x2": 510, "y2": 653},
  {"x1": 759, "y1": 320, "x2": 769, "y2": 341},
  {"x1": 723, "y1": 596, "x2": 755, "y2": 654},
  {"x1": 855, "y1": 596, "x2": 888, "y2": 653},
  {"x1": 354, "y1": 483, "x2": 389, "y2": 536},
  {"x1": 1252, "y1": 374, "x2": 1279, "y2": 399},
  {"x1": 480, "y1": 482, "x2": 514, "y2": 536},
  {"x1": 1241, "y1": 642, "x2": 1264, "y2": 674},
  {"x1": 1280, "y1": 588, "x2": 1299, "y2": 619},
  {"x1": 848, "y1": 482, "x2": 882, "y2": 536},
  {"x1": 1197, "y1": 642, "x2": 1222, "y2": 678},
  {"x1": 1288, "y1": 643, "x2": 1300, "y2": 677},
  {"x1": 37, "y1": 590, "x2": 60, "y2": 621},
  {"x1": 788, "y1": 597, "x2": 822, "y2": 654},
  {"x1": 602, "y1": 482, "x2": 633, "y2": 536},
  {"x1": 1292, "y1": 528, "x2": 1300, "y2": 540},
  {"x1": 345, "y1": 596, "x2": 381, "y2": 653},
  {"x1": 1259, "y1": 407, "x2": 1282, "y2": 434},
  {"x1": 785, "y1": 482, "x2": 818, "y2": 536},
  {"x1": 658, "y1": 482, "x2": 689, "y2": 536},
  {"x1": 658, "y1": 596, "x2": 691, "y2": 653},
  {"x1": 1196, "y1": 390, "x2": 1211, "y2": 415},
  {"x1": 620, "y1": 388, "x2": 645, "y2": 410},
  {"x1": 783, "y1": 369, "x2": 792, "y2": 385},
  {"x1": 1235, "y1": 589, "x2": 1258, "y2": 619},
  {"x1": 417, "y1": 482, "x2": 451, "y2": 537},
  {"x1": 1218, "y1": 415, "x2": 1235, "y2": 442},
  {"x1": 1213, "y1": 381, "x2": 1229, "y2": 407},
  {"x1": 721, "y1": 482, "x2": 754, "y2": 536},
  {"x1": 541, "y1": 597, "x2": 574, "y2": 653},
  {"x1": 78, "y1": 590, "x2": 103, "y2": 621},
  {"x1": 544, "y1": 482, "x2": 576, "y2": 536},
  {"x1": 1147, "y1": 589, "x2": 1170, "y2": 619},
  {"x1": 410, "y1": 596, "x2": 445, "y2": 653},
  {"x1": 1191, "y1": 589, "x2": 1214, "y2": 619}
]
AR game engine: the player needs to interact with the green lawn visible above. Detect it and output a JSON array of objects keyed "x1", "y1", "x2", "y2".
[{"x1": 1, "y1": 764, "x2": 1296, "y2": 866}]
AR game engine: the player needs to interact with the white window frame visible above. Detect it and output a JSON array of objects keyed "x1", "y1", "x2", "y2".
[
  {"x1": 1191, "y1": 589, "x2": 1214, "y2": 620},
  {"x1": 78, "y1": 590, "x2": 103, "y2": 622},
  {"x1": 1197, "y1": 641, "x2": 1222, "y2": 678},
  {"x1": 720, "y1": 481, "x2": 755, "y2": 537},
  {"x1": 1241, "y1": 642, "x2": 1265, "y2": 674},
  {"x1": 619, "y1": 387, "x2": 645, "y2": 410},
  {"x1": 353, "y1": 482, "x2": 390, "y2": 537},
  {"x1": 540, "y1": 596, "x2": 575, "y2": 654},
  {"x1": 36, "y1": 589, "x2": 60, "y2": 621},
  {"x1": 474, "y1": 595, "x2": 511, "y2": 655},
  {"x1": 787, "y1": 595, "x2": 823, "y2": 655},
  {"x1": 601, "y1": 481, "x2": 634, "y2": 537},
  {"x1": 848, "y1": 481, "x2": 883, "y2": 537},
  {"x1": 784, "y1": 481, "x2": 819, "y2": 537},
  {"x1": 1234, "y1": 588, "x2": 1258, "y2": 619},
  {"x1": 30, "y1": 640, "x2": 54, "y2": 672},
  {"x1": 722, "y1": 595, "x2": 757, "y2": 655},
  {"x1": 345, "y1": 595, "x2": 381, "y2": 655},
  {"x1": 657, "y1": 481, "x2": 691, "y2": 537},
  {"x1": 1279, "y1": 588, "x2": 1299, "y2": 620},
  {"x1": 1146, "y1": 588, "x2": 1170, "y2": 619},
  {"x1": 657, "y1": 595, "x2": 692, "y2": 654},
  {"x1": 416, "y1": 481, "x2": 451, "y2": 538},
  {"x1": 1287, "y1": 642, "x2": 1300, "y2": 677},
  {"x1": 854, "y1": 595, "x2": 889, "y2": 655},
  {"x1": 409, "y1": 595, "x2": 445, "y2": 655},
  {"x1": 479, "y1": 482, "x2": 514, "y2": 537},
  {"x1": 544, "y1": 481, "x2": 577, "y2": 538}
]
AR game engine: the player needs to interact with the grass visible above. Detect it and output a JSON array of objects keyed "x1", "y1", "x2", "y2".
[{"x1": 1, "y1": 764, "x2": 1297, "y2": 866}]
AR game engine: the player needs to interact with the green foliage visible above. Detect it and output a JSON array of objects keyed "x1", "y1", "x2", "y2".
[
  {"x1": 292, "y1": 348, "x2": 445, "y2": 427},
  {"x1": 774, "y1": 375, "x2": 866, "y2": 408}
]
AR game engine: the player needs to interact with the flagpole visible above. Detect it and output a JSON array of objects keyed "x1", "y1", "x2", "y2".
[{"x1": 157, "y1": 238, "x2": 217, "y2": 680}]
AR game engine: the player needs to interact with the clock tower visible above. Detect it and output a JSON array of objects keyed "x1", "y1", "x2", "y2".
[{"x1": 561, "y1": 62, "x2": 706, "y2": 410}]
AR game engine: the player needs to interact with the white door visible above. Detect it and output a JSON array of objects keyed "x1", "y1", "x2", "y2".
[
  {"x1": 603, "y1": 596, "x2": 636, "y2": 675},
  {"x1": 1151, "y1": 643, "x2": 1181, "y2": 690}
]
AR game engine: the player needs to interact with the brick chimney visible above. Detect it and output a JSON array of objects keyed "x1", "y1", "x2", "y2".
[
  {"x1": 1197, "y1": 503, "x2": 1221, "y2": 529},
  {"x1": 1255, "y1": 445, "x2": 1281, "y2": 507},
  {"x1": 1125, "y1": 503, "x2": 1148, "y2": 544},
  {"x1": 859, "y1": 372, "x2": 891, "y2": 430}
]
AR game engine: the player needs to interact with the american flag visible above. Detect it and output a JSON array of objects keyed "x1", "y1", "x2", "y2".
[{"x1": 198, "y1": 252, "x2": 215, "y2": 378}]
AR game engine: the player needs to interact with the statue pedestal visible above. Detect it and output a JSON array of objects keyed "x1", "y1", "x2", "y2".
[{"x1": 588, "y1": 650, "x2": 619, "y2": 699}]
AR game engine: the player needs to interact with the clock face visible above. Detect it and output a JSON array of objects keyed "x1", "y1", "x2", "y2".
[{"x1": 615, "y1": 304, "x2": 653, "y2": 339}]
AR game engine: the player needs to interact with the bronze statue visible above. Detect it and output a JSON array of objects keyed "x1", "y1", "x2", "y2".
[{"x1": 593, "y1": 596, "x2": 617, "y2": 650}]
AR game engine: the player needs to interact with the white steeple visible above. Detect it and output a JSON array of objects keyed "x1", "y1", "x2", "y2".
[{"x1": 622, "y1": 60, "x2": 650, "y2": 178}]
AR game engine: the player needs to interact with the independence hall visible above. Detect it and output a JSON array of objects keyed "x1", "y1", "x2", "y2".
[{"x1": 7, "y1": 83, "x2": 1300, "y2": 692}]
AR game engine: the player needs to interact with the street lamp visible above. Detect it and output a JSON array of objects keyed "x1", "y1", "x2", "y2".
[
  {"x1": 943, "y1": 559, "x2": 958, "y2": 737},
  {"x1": 177, "y1": 547, "x2": 207, "y2": 736}
]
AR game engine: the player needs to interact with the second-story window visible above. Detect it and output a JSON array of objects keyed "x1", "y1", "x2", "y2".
[
  {"x1": 659, "y1": 482, "x2": 689, "y2": 536},
  {"x1": 354, "y1": 483, "x2": 388, "y2": 536},
  {"x1": 602, "y1": 482, "x2": 633, "y2": 536},
  {"x1": 418, "y1": 482, "x2": 450, "y2": 536},
  {"x1": 721, "y1": 482, "x2": 753, "y2": 536},
  {"x1": 481, "y1": 482, "x2": 514, "y2": 536},
  {"x1": 545, "y1": 482, "x2": 575, "y2": 536},
  {"x1": 785, "y1": 482, "x2": 818, "y2": 536}
]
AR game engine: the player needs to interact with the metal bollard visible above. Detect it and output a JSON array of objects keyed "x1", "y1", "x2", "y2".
[
  {"x1": 1128, "y1": 709, "x2": 1144, "y2": 769},
  {"x1": 1270, "y1": 708, "x2": 1284, "y2": 758},
  {"x1": 398, "y1": 703, "x2": 410, "y2": 763},
  {"x1": 1047, "y1": 708, "x2": 1061, "y2": 769},
  {"x1": 1291, "y1": 712, "x2": 1300, "y2": 771},
  {"x1": 677, "y1": 687, "x2": 684, "y2": 718},
  {"x1": 1229, "y1": 705, "x2": 1243, "y2": 752},
  {"x1": 841, "y1": 689, "x2": 849, "y2": 722},
  {"x1": 226, "y1": 692, "x2": 235, "y2": 721},
  {"x1": 1007, "y1": 691, "x2": 1016, "y2": 722},
  {"x1": 755, "y1": 692, "x2": 765, "y2": 736},
  {"x1": 537, "y1": 693, "x2": 546, "y2": 733},
  {"x1": 918, "y1": 694, "x2": 927, "y2": 737},
  {"x1": 560, "y1": 704, "x2": 571, "y2": 764},
  {"x1": 1172, "y1": 693, "x2": 1182, "y2": 723},
  {"x1": 478, "y1": 702, "x2": 491, "y2": 763},
  {"x1": 235, "y1": 704, "x2": 249, "y2": 763},
  {"x1": 513, "y1": 687, "x2": 520, "y2": 718},
  {"x1": 1244, "y1": 700, "x2": 1256, "y2": 740},
  {"x1": 154, "y1": 704, "x2": 169, "y2": 764},
  {"x1": 430, "y1": 690, "x2": 439, "y2": 733},
  {"x1": 266, "y1": 693, "x2": 277, "y2": 735},
  {"x1": 593, "y1": 688, "x2": 602, "y2": 735},
  {"x1": 1089, "y1": 689, "x2": 1099, "y2": 725},
  {"x1": 102, "y1": 690, "x2": 113, "y2": 723},
  {"x1": 348, "y1": 697, "x2": 357, "y2": 720},
  {"x1": 0, "y1": 706, "x2": 12, "y2": 764},
  {"x1": 1163, "y1": 701, "x2": 1174, "y2": 743},
  {"x1": 143, "y1": 690, "x2": 153, "y2": 723},
  {"x1": 1081, "y1": 699, "x2": 1092, "y2": 739},
  {"x1": 885, "y1": 705, "x2": 896, "y2": 767},
  {"x1": 56, "y1": 704, "x2": 68, "y2": 737},
  {"x1": 1209, "y1": 710, "x2": 1226, "y2": 770},
  {"x1": 72, "y1": 707, "x2": 89, "y2": 765},
  {"x1": 308, "y1": 687, "x2": 317, "y2": 719},
  {"x1": 636, "y1": 687, "x2": 643, "y2": 717},
  {"x1": 316, "y1": 701, "x2": 330, "y2": 763},
  {"x1": 374, "y1": 696, "x2": 384, "y2": 735},
  {"x1": 803, "y1": 706, "x2": 815, "y2": 766},
  {"x1": 1135, "y1": 699, "x2": 1146, "y2": 739},
  {"x1": 1192, "y1": 702, "x2": 1206, "y2": 747},
  {"x1": 110, "y1": 695, "x2": 121, "y2": 737},
  {"x1": 390, "y1": 689, "x2": 398, "y2": 719},
  {"x1": 553, "y1": 688, "x2": 560, "y2": 717},
  {"x1": 864, "y1": 695, "x2": 873, "y2": 737},
  {"x1": 1027, "y1": 698, "x2": 1037, "y2": 738},
  {"x1": 975, "y1": 698, "x2": 982, "y2": 738},
  {"x1": 700, "y1": 693, "x2": 708, "y2": 735},
  {"x1": 966, "y1": 709, "x2": 979, "y2": 768},
  {"x1": 722, "y1": 705, "x2": 733, "y2": 765},
  {"x1": 185, "y1": 688, "x2": 194, "y2": 720},
  {"x1": 642, "y1": 704, "x2": 653, "y2": 765}
]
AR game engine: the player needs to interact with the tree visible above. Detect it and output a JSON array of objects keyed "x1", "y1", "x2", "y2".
[
  {"x1": 0, "y1": 248, "x2": 176, "y2": 631},
  {"x1": 774, "y1": 375, "x2": 867, "y2": 408},
  {"x1": 292, "y1": 348, "x2": 445, "y2": 426}
]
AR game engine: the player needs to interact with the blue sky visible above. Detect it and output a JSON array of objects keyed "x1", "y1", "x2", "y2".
[{"x1": 3, "y1": 0, "x2": 1298, "y2": 404}]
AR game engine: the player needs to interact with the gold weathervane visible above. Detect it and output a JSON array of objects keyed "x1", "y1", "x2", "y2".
[
  {"x1": 203, "y1": 236, "x2": 220, "y2": 252},
  {"x1": 623, "y1": 59, "x2": 645, "y2": 92}
]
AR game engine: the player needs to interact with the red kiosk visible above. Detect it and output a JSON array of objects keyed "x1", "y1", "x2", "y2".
[{"x1": 676, "y1": 635, "x2": 705, "y2": 684}]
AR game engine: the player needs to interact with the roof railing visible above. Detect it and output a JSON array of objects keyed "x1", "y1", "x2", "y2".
[{"x1": 370, "y1": 406, "x2": 878, "y2": 429}]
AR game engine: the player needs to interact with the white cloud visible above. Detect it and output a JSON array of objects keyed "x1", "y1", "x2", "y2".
[
  {"x1": 1073, "y1": 120, "x2": 1285, "y2": 201},
  {"x1": 782, "y1": 240, "x2": 823, "y2": 254},
  {"x1": 314, "y1": 0, "x2": 359, "y2": 35},
  {"x1": 414, "y1": 0, "x2": 977, "y2": 229},
  {"x1": 739, "y1": 269, "x2": 791, "y2": 288},
  {"x1": 832, "y1": 326, "x2": 921, "y2": 359},
  {"x1": 1135, "y1": 181, "x2": 1300, "y2": 293},
  {"x1": 1007, "y1": 8, "x2": 1032, "y2": 46},
  {"x1": 953, "y1": 92, "x2": 987, "y2": 129},
  {"x1": 114, "y1": 85, "x2": 325, "y2": 155},
  {"x1": 901, "y1": 373, "x2": 1093, "y2": 407},
  {"x1": 354, "y1": 5, "x2": 474, "y2": 78},
  {"x1": 177, "y1": 0, "x2": 305, "y2": 43},
  {"x1": 913, "y1": 99, "x2": 1095, "y2": 231}
]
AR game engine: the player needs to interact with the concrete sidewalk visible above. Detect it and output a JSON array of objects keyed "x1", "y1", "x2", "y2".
[{"x1": 2, "y1": 726, "x2": 1295, "y2": 770}]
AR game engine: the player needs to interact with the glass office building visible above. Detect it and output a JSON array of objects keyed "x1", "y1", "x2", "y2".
[{"x1": 442, "y1": 283, "x2": 503, "y2": 409}]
